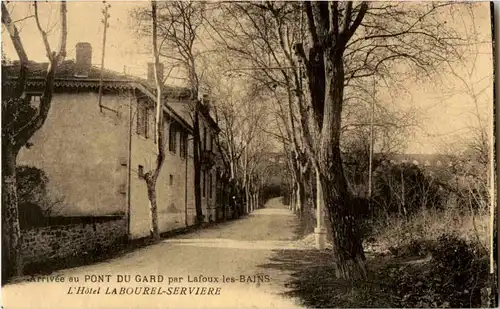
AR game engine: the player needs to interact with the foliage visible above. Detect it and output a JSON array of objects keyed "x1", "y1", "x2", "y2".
[
  {"x1": 372, "y1": 162, "x2": 443, "y2": 217},
  {"x1": 16, "y1": 165, "x2": 49, "y2": 207},
  {"x1": 260, "y1": 184, "x2": 282, "y2": 203},
  {"x1": 16, "y1": 165, "x2": 63, "y2": 228}
]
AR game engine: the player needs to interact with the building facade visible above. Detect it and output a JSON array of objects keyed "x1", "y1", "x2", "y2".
[{"x1": 6, "y1": 42, "x2": 220, "y2": 240}]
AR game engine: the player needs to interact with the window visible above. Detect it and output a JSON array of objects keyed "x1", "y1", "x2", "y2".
[
  {"x1": 138, "y1": 165, "x2": 144, "y2": 178},
  {"x1": 169, "y1": 123, "x2": 177, "y2": 153},
  {"x1": 137, "y1": 104, "x2": 148, "y2": 138},
  {"x1": 169, "y1": 175, "x2": 173, "y2": 186},
  {"x1": 180, "y1": 131, "x2": 187, "y2": 159}
]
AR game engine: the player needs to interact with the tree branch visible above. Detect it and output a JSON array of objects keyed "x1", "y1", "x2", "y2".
[
  {"x1": 33, "y1": 1, "x2": 53, "y2": 60},
  {"x1": 341, "y1": 2, "x2": 352, "y2": 35},
  {"x1": 13, "y1": 1, "x2": 68, "y2": 148},
  {"x1": 2, "y1": 2, "x2": 29, "y2": 97},
  {"x1": 304, "y1": 1, "x2": 318, "y2": 45},
  {"x1": 343, "y1": 2, "x2": 368, "y2": 44}
]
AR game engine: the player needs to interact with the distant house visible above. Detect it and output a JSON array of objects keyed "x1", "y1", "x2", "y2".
[{"x1": 4, "y1": 42, "x2": 220, "y2": 239}]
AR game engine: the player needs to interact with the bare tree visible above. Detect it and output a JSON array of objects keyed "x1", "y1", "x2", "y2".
[
  {"x1": 210, "y1": 1, "x2": 467, "y2": 279},
  {"x1": 143, "y1": 0, "x2": 166, "y2": 240},
  {"x1": 206, "y1": 2, "x2": 314, "y2": 218},
  {"x1": 1, "y1": 1, "x2": 67, "y2": 281},
  {"x1": 341, "y1": 88, "x2": 420, "y2": 196},
  {"x1": 132, "y1": 1, "x2": 209, "y2": 224},
  {"x1": 436, "y1": 40, "x2": 493, "y2": 265}
]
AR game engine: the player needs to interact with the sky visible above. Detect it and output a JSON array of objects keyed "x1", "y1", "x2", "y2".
[{"x1": 1, "y1": 1, "x2": 494, "y2": 155}]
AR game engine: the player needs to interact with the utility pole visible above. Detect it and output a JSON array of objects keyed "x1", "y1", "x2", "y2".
[
  {"x1": 98, "y1": 1, "x2": 111, "y2": 112},
  {"x1": 368, "y1": 77, "x2": 376, "y2": 198}
]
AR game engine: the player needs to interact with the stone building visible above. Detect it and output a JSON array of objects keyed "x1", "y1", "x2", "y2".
[{"x1": 4, "y1": 42, "x2": 220, "y2": 240}]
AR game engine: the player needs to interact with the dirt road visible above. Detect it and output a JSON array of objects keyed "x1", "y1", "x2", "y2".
[{"x1": 2, "y1": 197, "x2": 305, "y2": 309}]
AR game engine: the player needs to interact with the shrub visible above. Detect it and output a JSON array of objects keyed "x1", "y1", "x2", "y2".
[
  {"x1": 16, "y1": 165, "x2": 61, "y2": 227},
  {"x1": 428, "y1": 234, "x2": 491, "y2": 307},
  {"x1": 373, "y1": 163, "x2": 443, "y2": 217},
  {"x1": 428, "y1": 234, "x2": 490, "y2": 307},
  {"x1": 394, "y1": 233, "x2": 493, "y2": 308},
  {"x1": 16, "y1": 165, "x2": 49, "y2": 207},
  {"x1": 370, "y1": 204, "x2": 490, "y2": 256}
]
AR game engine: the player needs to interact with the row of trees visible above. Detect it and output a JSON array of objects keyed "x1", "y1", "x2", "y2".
[
  {"x1": 131, "y1": 1, "x2": 281, "y2": 224},
  {"x1": 193, "y1": 1, "x2": 479, "y2": 279}
]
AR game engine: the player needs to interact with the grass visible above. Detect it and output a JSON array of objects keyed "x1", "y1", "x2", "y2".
[
  {"x1": 264, "y1": 203, "x2": 496, "y2": 308},
  {"x1": 259, "y1": 248, "x2": 417, "y2": 307},
  {"x1": 368, "y1": 206, "x2": 490, "y2": 257}
]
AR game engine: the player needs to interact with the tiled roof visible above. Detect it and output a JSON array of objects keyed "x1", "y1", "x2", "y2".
[
  {"x1": 2, "y1": 60, "x2": 190, "y2": 94},
  {"x1": 3, "y1": 60, "x2": 219, "y2": 132}
]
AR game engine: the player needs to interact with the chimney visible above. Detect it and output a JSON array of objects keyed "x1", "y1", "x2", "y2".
[
  {"x1": 74, "y1": 42, "x2": 92, "y2": 77},
  {"x1": 147, "y1": 62, "x2": 164, "y2": 84}
]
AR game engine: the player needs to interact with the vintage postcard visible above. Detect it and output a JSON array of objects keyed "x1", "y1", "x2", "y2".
[{"x1": 1, "y1": 1, "x2": 497, "y2": 308}]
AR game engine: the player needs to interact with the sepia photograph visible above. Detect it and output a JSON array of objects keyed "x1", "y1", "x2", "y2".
[{"x1": 1, "y1": 1, "x2": 497, "y2": 308}]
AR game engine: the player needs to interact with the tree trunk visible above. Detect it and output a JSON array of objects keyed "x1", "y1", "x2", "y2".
[
  {"x1": 251, "y1": 193, "x2": 255, "y2": 211},
  {"x1": 320, "y1": 150, "x2": 366, "y2": 279},
  {"x1": 248, "y1": 186, "x2": 252, "y2": 213},
  {"x1": 253, "y1": 193, "x2": 256, "y2": 211},
  {"x1": 250, "y1": 191, "x2": 254, "y2": 212},
  {"x1": 2, "y1": 143, "x2": 23, "y2": 282},
  {"x1": 229, "y1": 159, "x2": 235, "y2": 180},
  {"x1": 146, "y1": 183, "x2": 160, "y2": 240},
  {"x1": 319, "y1": 51, "x2": 366, "y2": 280},
  {"x1": 296, "y1": 180, "x2": 303, "y2": 217},
  {"x1": 193, "y1": 110, "x2": 203, "y2": 224},
  {"x1": 242, "y1": 147, "x2": 249, "y2": 215},
  {"x1": 245, "y1": 187, "x2": 250, "y2": 214},
  {"x1": 223, "y1": 181, "x2": 228, "y2": 221}
]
